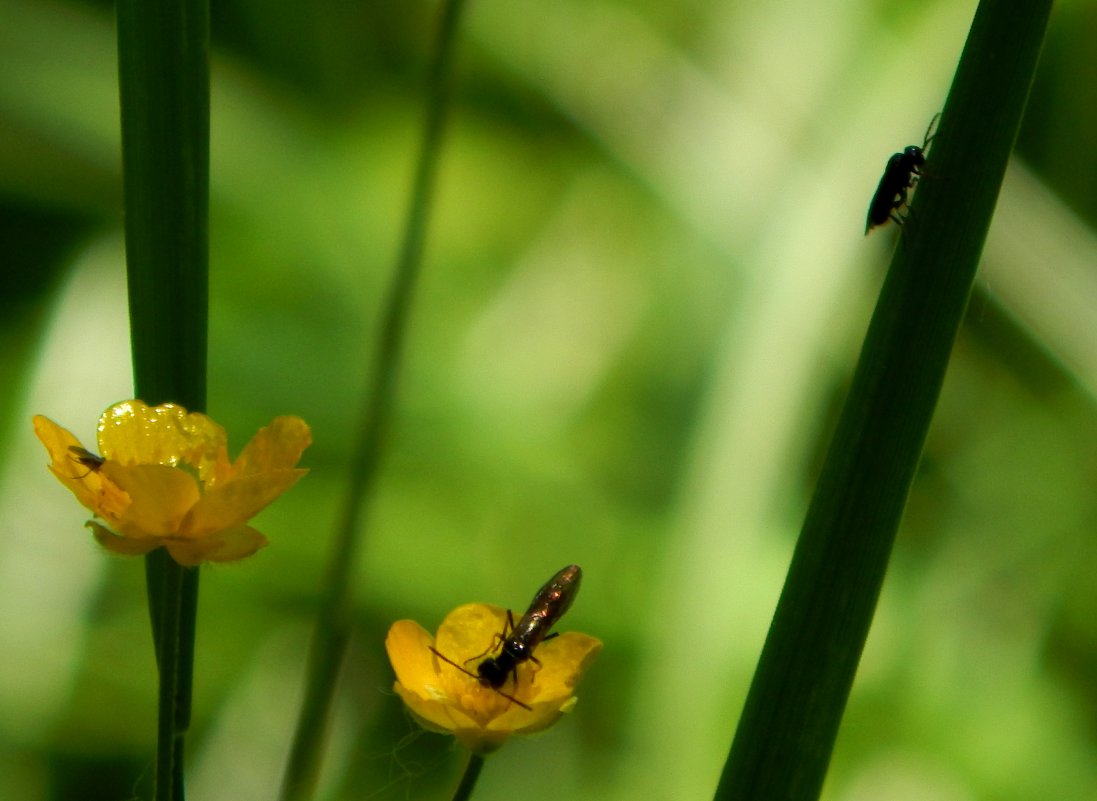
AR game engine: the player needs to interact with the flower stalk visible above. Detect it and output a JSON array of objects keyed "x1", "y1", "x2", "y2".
[
  {"x1": 451, "y1": 754, "x2": 485, "y2": 801},
  {"x1": 279, "y1": 0, "x2": 471, "y2": 798},
  {"x1": 34, "y1": 401, "x2": 311, "y2": 797}
]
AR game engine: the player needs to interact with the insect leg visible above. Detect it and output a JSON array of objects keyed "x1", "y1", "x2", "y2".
[
  {"x1": 463, "y1": 609, "x2": 515, "y2": 665},
  {"x1": 522, "y1": 629, "x2": 564, "y2": 685},
  {"x1": 430, "y1": 646, "x2": 533, "y2": 711},
  {"x1": 492, "y1": 687, "x2": 532, "y2": 711}
]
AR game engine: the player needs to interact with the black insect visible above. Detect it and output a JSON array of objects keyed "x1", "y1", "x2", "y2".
[
  {"x1": 68, "y1": 445, "x2": 105, "y2": 478},
  {"x1": 865, "y1": 113, "x2": 940, "y2": 234},
  {"x1": 431, "y1": 564, "x2": 583, "y2": 710}
]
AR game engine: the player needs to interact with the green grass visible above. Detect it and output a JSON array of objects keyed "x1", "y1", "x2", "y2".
[{"x1": 715, "y1": 1, "x2": 1055, "y2": 798}]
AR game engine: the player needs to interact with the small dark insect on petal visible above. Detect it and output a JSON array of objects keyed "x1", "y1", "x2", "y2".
[{"x1": 68, "y1": 445, "x2": 105, "y2": 477}]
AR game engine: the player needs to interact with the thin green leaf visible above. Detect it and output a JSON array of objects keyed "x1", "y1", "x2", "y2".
[
  {"x1": 116, "y1": 1, "x2": 210, "y2": 799},
  {"x1": 715, "y1": 1, "x2": 1054, "y2": 798}
]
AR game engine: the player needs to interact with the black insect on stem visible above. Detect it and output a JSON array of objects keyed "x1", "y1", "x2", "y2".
[
  {"x1": 431, "y1": 564, "x2": 583, "y2": 711},
  {"x1": 865, "y1": 113, "x2": 940, "y2": 234},
  {"x1": 68, "y1": 445, "x2": 105, "y2": 478}
]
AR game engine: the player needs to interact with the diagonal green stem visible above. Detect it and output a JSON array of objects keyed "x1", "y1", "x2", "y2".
[
  {"x1": 279, "y1": 2, "x2": 469, "y2": 799},
  {"x1": 450, "y1": 754, "x2": 485, "y2": 801},
  {"x1": 116, "y1": 1, "x2": 210, "y2": 799},
  {"x1": 713, "y1": 1, "x2": 1053, "y2": 799}
]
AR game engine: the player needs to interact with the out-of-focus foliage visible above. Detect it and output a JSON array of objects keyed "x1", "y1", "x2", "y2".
[{"x1": 0, "y1": 1, "x2": 1095, "y2": 800}]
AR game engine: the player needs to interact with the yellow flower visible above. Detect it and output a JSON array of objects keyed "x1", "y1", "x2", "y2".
[
  {"x1": 33, "y1": 400, "x2": 311, "y2": 566},
  {"x1": 386, "y1": 603, "x2": 602, "y2": 755}
]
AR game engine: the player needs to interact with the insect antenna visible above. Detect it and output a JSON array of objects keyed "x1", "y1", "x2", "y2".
[
  {"x1": 429, "y1": 646, "x2": 533, "y2": 711},
  {"x1": 923, "y1": 111, "x2": 942, "y2": 149}
]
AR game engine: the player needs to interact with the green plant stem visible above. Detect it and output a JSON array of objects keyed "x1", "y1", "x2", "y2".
[
  {"x1": 713, "y1": 1, "x2": 1053, "y2": 799},
  {"x1": 278, "y1": 1, "x2": 469, "y2": 799},
  {"x1": 151, "y1": 555, "x2": 186, "y2": 801},
  {"x1": 116, "y1": 1, "x2": 210, "y2": 799},
  {"x1": 451, "y1": 754, "x2": 486, "y2": 801}
]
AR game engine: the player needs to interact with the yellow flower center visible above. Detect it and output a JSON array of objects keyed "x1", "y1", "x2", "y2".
[{"x1": 434, "y1": 657, "x2": 538, "y2": 723}]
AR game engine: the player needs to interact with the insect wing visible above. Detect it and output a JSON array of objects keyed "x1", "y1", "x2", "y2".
[
  {"x1": 865, "y1": 112, "x2": 941, "y2": 235},
  {"x1": 528, "y1": 564, "x2": 581, "y2": 625},
  {"x1": 510, "y1": 564, "x2": 580, "y2": 645},
  {"x1": 68, "y1": 445, "x2": 106, "y2": 475},
  {"x1": 866, "y1": 153, "x2": 904, "y2": 232}
]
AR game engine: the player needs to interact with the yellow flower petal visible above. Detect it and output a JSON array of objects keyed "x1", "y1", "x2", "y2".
[
  {"x1": 507, "y1": 634, "x2": 602, "y2": 735},
  {"x1": 100, "y1": 464, "x2": 200, "y2": 538},
  {"x1": 180, "y1": 469, "x2": 307, "y2": 536},
  {"x1": 228, "y1": 416, "x2": 313, "y2": 479},
  {"x1": 392, "y1": 682, "x2": 455, "y2": 733},
  {"x1": 33, "y1": 416, "x2": 115, "y2": 513},
  {"x1": 386, "y1": 621, "x2": 486, "y2": 734},
  {"x1": 386, "y1": 620, "x2": 443, "y2": 694},
  {"x1": 452, "y1": 725, "x2": 512, "y2": 756},
  {"x1": 98, "y1": 400, "x2": 228, "y2": 480},
  {"x1": 520, "y1": 632, "x2": 603, "y2": 704},
  {"x1": 88, "y1": 521, "x2": 161, "y2": 557},
  {"x1": 434, "y1": 603, "x2": 509, "y2": 661},
  {"x1": 165, "y1": 525, "x2": 268, "y2": 566}
]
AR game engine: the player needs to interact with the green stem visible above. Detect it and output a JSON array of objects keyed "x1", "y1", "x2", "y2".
[
  {"x1": 116, "y1": 0, "x2": 210, "y2": 799},
  {"x1": 152, "y1": 556, "x2": 185, "y2": 801},
  {"x1": 713, "y1": 1, "x2": 1053, "y2": 799},
  {"x1": 451, "y1": 754, "x2": 485, "y2": 801},
  {"x1": 278, "y1": 1, "x2": 469, "y2": 799}
]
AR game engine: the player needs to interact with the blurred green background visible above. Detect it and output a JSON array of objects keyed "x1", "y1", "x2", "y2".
[{"x1": 2, "y1": 0, "x2": 1096, "y2": 799}]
